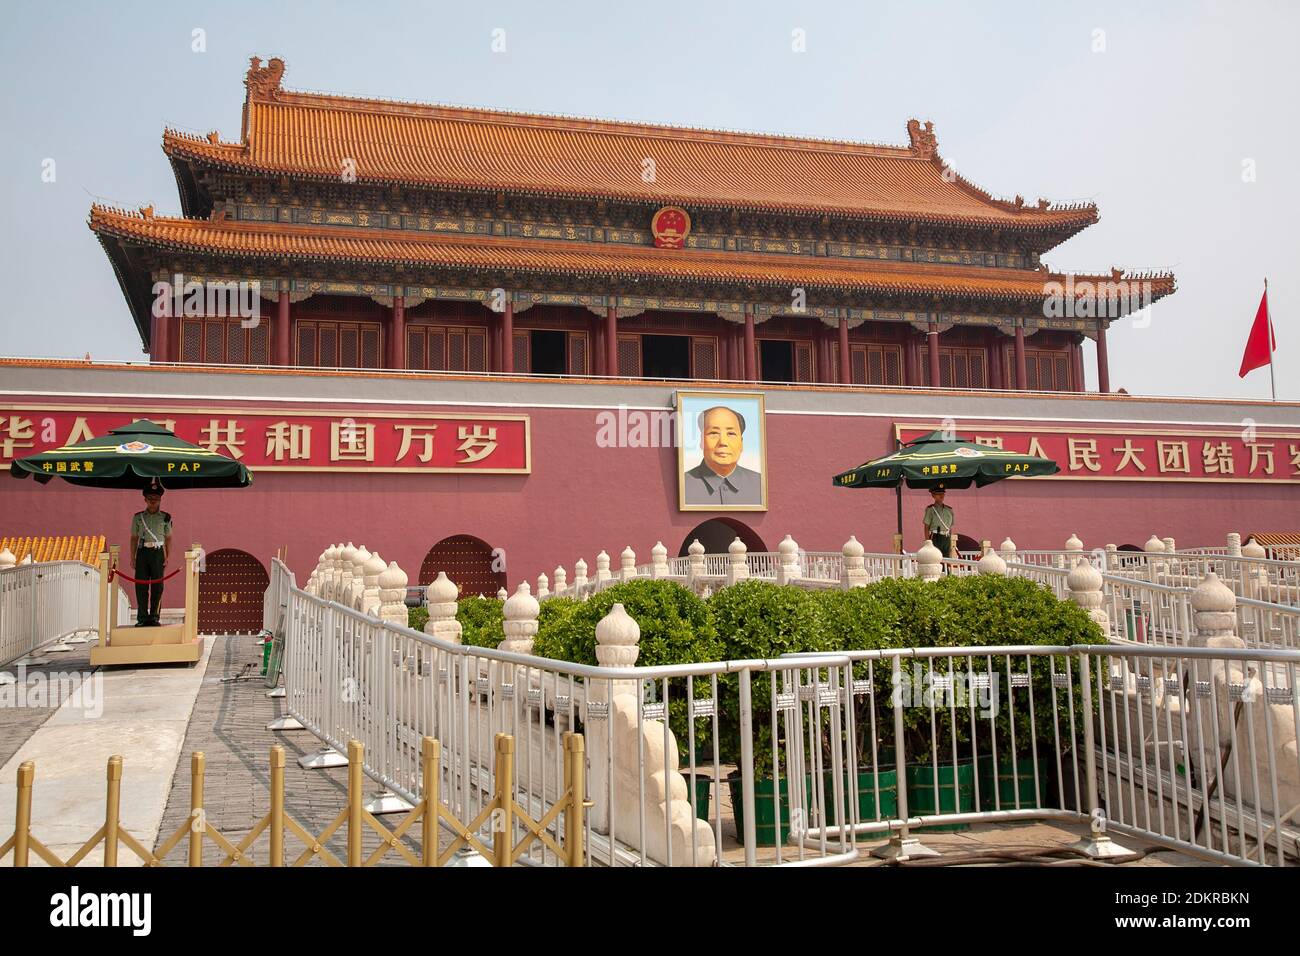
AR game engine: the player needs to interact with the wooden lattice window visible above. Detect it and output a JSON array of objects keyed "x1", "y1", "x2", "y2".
[
  {"x1": 408, "y1": 325, "x2": 487, "y2": 372},
  {"x1": 512, "y1": 331, "x2": 530, "y2": 373},
  {"x1": 568, "y1": 332, "x2": 589, "y2": 375},
  {"x1": 921, "y1": 346, "x2": 987, "y2": 389},
  {"x1": 179, "y1": 318, "x2": 268, "y2": 365},
  {"x1": 1023, "y1": 350, "x2": 1071, "y2": 391},
  {"x1": 794, "y1": 342, "x2": 815, "y2": 383},
  {"x1": 616, "y1": 335, "x2": 641, "y2": 377},
  {"x1": 691, "y1": 336, "x2": 718, "y2": 380},
  {"x1": 295, "y1": 321, "x2": 382, "y2": 369}
]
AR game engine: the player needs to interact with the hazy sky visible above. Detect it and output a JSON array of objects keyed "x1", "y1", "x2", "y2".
[{"x1": 1, "y1": 0, "x2": 1295, "y2": 400}]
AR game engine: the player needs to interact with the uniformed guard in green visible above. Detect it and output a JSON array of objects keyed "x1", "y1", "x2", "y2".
[
  {"x1": 130, "y1": 480, "x2": 172, "y2": 627},
  {"x1": 922, "y1": 484, "x2": 955, "y2": 558}
]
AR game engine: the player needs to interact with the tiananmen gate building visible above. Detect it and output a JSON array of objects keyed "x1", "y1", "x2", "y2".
[{"x1": 3, "y1": 56, "x2": 1297, "y2": 630}]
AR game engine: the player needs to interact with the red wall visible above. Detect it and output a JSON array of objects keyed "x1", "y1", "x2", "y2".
[{"x1": 3, "y1": 400, "x2": 1296, "y2": 590}]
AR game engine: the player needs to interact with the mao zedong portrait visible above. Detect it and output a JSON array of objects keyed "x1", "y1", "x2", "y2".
[{"x1": 683, "y1": 405, "x2": 763, "y2": 506}]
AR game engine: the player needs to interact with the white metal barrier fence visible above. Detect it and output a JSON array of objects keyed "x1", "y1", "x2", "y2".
[
  {"x1": 0, "y1": 561, "x2": 118, "y2": 667},
  {"x1": 268, "y1": 560, "x2": 1299, "y2": 866}
]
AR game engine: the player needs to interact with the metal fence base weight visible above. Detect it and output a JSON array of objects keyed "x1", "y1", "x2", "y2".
[
  {"x1": 872, "y1": 836, "x2": 940, "y2": 862},
  {"x1": 363, "y1": 789, "x2": 414, "y2": 815},
  {"x1": 298, "y1": 746, "x2": 348, "y2": 769}
]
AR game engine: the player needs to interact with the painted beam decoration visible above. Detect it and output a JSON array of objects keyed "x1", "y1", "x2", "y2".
[
  {"x1": 896, "y1": 423, "x2": 1300, "y2": 483},
  {"x1": 1, "y1": 406, "x2": 530, "y2": 474}
]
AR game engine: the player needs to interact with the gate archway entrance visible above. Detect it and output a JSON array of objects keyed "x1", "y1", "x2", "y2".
[
  {"x1": 677, "y1": 518, "x2": 766, "y2": 557},
  {"x1": 420, "y1": 535, "x2": 505, "y2": 597},
  {"x1": 198, "y1": 549, "x2": 269, "y2": 634},
  {"x1": 955, "y1": 533, "x2": 981, "y2": 556}
]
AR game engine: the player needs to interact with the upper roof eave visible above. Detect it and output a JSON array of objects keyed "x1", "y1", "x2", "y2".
[{"x1": 87, "y1": 205, "x2": 1173, "y2": 306}]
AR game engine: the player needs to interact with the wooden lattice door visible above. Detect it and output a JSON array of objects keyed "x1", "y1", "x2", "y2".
[
  {"x1": 198, "y1": 549, "x2": 269, "y2": 634},
  {"x1": 419, "y1": 535, "x2": 505, "y2": 598}
]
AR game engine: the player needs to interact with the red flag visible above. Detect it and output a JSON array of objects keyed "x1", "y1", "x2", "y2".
[{"x1": 1238, "y1": 289, "x2": 1275, "y2": 377}]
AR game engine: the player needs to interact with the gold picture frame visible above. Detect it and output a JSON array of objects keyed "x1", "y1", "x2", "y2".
[{"x1": 676, "y1": 390, "x2": 768, "y2": 512}]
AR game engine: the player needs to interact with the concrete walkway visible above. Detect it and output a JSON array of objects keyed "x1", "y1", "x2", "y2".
[{"x1": 0, "y1": 637, "x2": 213, "y2": 866}]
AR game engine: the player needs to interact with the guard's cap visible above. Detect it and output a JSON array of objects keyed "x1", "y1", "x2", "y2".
[
  {"x1": 143, "y1": 479, "x2": 165, "y2": 497},
  {"x1": 931, "y1": 483, "x2": 946, "y2": 493}
]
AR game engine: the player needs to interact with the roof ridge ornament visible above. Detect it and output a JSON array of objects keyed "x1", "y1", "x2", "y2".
[
  {"x1": 906, "y1": 118, "x2": 938, "y2": 159},
  {"x1": 245, "y1": 56, "x2": 286, "y2": 102}
]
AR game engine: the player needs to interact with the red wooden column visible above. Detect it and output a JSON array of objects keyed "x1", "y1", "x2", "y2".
[
  {"x1": 988, "y1": 334, "x2": 1004, "y2": 390},
  {"x1": 743, "y1": 311, "x2": 756, "y2": 381},
  {"x1": 1070, "y1": 340, "x2": 1085, "y2": 392},
  {"x1": 1014, "y1": 325, "x2": 1028, "y2": 390},
  {"x1": 719, "y1": 324, "x2": 731, "y2": 379},
  {"x1": 927, "y1": 322, "x2": 941, "y2": 387},
  {"x1": 150, "y1": 313, "x2": 165, "y2": 363},
  {"x1": 604, "y1": 306, "x2": 618, "y2": 377},
  {"x1": 501, "y1": 301, "x2": 514, "y2": 373},
  {"x1": 1096, "y1": 325, "x2": 1110, "y2": 393},
  {"x1": 837, "y1": 316, "x2": 851, "y2": 385},
  {"x1": 730, "y1": 325, "x2": 741, "y2": 380},
  {"x1": 274, "y1": 291, "x2": 291, "y2": 366},
  {"x1": 387, "y1": 295, "x2": 406, "y2": 370}
]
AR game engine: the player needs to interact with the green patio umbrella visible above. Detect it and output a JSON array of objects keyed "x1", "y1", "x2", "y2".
[
  {"x1": 833, "y1": 430, "x2": 1059, "y2": 544},
  {"x1": 9, "y1": 419, "x2": 252, "y2": 490},
  {"x1": 834, "y1": 430, "x2": 1059, "y2": 491}
]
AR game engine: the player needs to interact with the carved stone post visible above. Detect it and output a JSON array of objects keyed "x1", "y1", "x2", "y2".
[
  {"x1": 553, "y1": 566, "x2": 568, "y2": 596},
  {"x1": 423, "y1": 572, "x2": 462, "y2": 644},
  {"x1": 726, "y1": 538, "x2": 749, "y2": 587},
  {"x1": 573, "y1": 559, "x2": 589, "y2": 596},
  {"x1": 1226, "y1": 532, "x2": 1242, "y2": 558},
  {"x1": 651, "y1": 541, "x2": 669, "y2": 579},
  {"x1": 841, "y1": 535, "x2": 868, "y2": 589},
  {"x1": 377, "y1": 561, "x2": 408, "y2": 625},
  {"x1": 362, "y1": 550, "x2": 385, "y2": 616},
  {"x1": 1191, "y1": 572, "x2": 1236, "y2": 648},
  {"x1": 500, "y1": 583, "x2": 539, "y2": 655},
  {"x1": 999, "y1": 537, "x2": 1017, "y2": 563},
  {"x1": 1067, "y1": 558, "x2": 1109, "y2": 632},
  {"x1": 776, "y1": 535, "x2": 800, "y2": 585},
  {"x1": 620, "y1": 546, "x2": 637, "y2": 582},
  {"x1": 686, "y1": 540, "x2": 705, "y2": 592},
  {"x1": 536, "y1": 572, "x2": 550, "y2": 599},
  {"x1": 1144, "y1": 534, "x2": 1166, "y2": 580},
  {"x1": 978, "y1": 547, "x2": 1007, "y2": 575},
  {"x1": 917, "y1": 541, "x2": 943, "y2": 581},
  {"x1": 595, "y1": 551, "x2": 612, "y2": 586}
]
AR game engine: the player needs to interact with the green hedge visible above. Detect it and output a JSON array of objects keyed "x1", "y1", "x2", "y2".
[
  {"x1": 407, "y1": 606, "x2": 429, "y2": 632},
  {"x1": 457, "y1": 595, "x2": 504, "y2": 649},
  {"x1": 501, "y1": 575, "x2": 1100, "y2": 778}
]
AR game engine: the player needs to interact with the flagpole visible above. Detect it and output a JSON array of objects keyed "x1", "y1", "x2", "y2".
[{"x1": 1266, "y1": 277, "x2": 1276, "y2": 402}]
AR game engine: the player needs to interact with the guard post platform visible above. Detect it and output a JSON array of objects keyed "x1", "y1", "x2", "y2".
[{"x1": 90, "y1": 543, "x2": 203, "y2": 666}]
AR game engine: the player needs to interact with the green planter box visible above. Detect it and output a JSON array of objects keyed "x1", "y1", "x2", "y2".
[
  {"x1": 725, "y1": 773, "x2": 817, "y2": 847},
  {"x1": 977, "y1": 756, "x2": 1048, "y2": 811},
  {"x1": 823, "y1": 769, "x2": 899, "y2": 826},
  {"x1": 904, "y1": 761, "x2": 976, "y2": 832}
]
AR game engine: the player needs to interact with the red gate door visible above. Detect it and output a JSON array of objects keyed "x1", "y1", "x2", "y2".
[
  {"x1": 198, "y1": 549, "x2": 269, "y2": 634},
  {"x1": 419, "y1": 535, "x2": 504, "y2": 598}
]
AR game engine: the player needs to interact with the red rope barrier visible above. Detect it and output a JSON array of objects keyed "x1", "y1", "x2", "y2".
[{"x1": 109, "y1": 567, "x2": 183, "y2": 586}]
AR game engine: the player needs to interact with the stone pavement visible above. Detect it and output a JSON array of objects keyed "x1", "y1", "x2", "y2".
[
  {"x1": 0, "y1": 634, "x2": 213, "y2": 866},
  {"x1": 153, "y1": 633, "x2": 453, "y2": 865}
]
